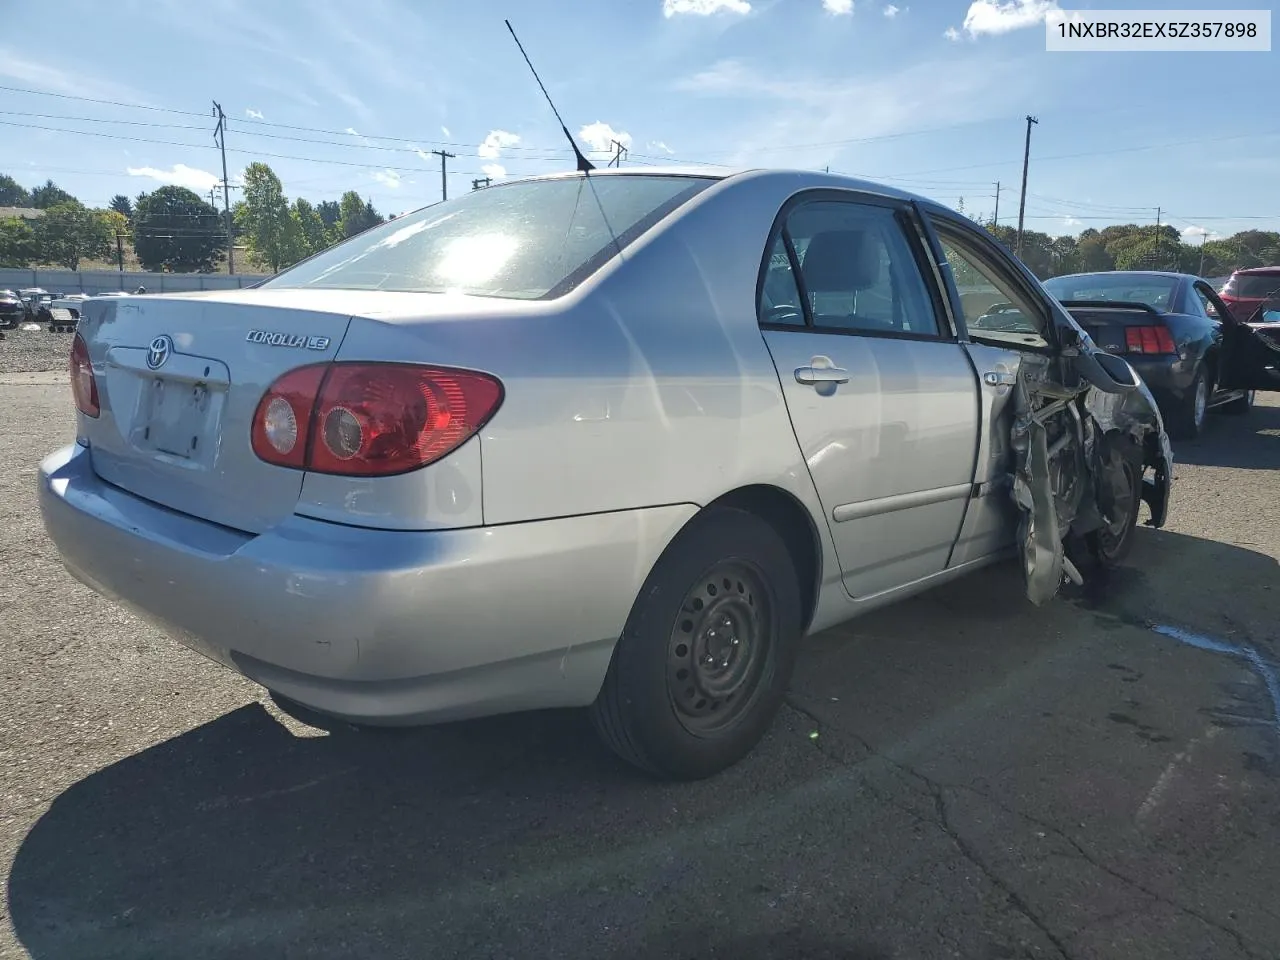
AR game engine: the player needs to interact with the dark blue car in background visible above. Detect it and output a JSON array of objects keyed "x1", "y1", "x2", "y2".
[{"x1": 1042, "y1": 271, "x2": 1280, "y2": 439}]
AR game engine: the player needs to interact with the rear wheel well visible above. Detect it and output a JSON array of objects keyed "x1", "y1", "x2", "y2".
[{"x1": 706, "y1": 485, "x2": 821, "y2": 633}]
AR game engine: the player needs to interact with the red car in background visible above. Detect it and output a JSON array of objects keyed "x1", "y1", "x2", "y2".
[{"x1": 1219, "y1": 267, "x2": 1280, "y2": 324}]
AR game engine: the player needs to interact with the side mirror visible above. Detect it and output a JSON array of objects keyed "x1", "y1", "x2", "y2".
[{"x1": 1075, "y1": 349, "x2": 1140, "y2": 394}]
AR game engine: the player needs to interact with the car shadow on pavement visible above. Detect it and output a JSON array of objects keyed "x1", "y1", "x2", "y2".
[
  {"x1": 8, "y1": 531, "x2": 1279, "y2": 960},
  {"x1": 1175, "y1": 401, "x2": 1280, "y2": 468}
]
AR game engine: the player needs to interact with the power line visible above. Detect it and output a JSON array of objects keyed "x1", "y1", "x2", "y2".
[{"x1": 0, "y1": 83, "x2": 207, "y2": 117}]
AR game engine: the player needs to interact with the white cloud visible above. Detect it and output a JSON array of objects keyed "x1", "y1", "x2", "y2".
[
  {"x1": 126, "y1": 164, "x2": 220, "y2": 192},
  {"x1": 0, "y1": 46, "x2": 150, "y2": 104},
  {"x1": 648, "y1": 140, "x2": 676, "y2": 154},
  {"x1": 344, "y1": 126, "x2": 374, "y2": 147},
  {"x1": 371, "y1": 168, "x2": 402, "y2": 189},
  {"x1": 1181, "y1": 225, "x2": 1218, "y2": 241},
  {"x1": 409, "y1": 143, "x2": 433, "y2": 162},
  {"x1": 478, "y1": 129, "x2": 521, "y2": 159},
  {"x1": 672, "y1": 56, "x2": 1039, "y2": 175},
  {"x1": 944, "y1": 26, "x2": 961, "y2": 40},
  {"x1": 823, "y1": 0, "x2": 853, "y2": 13},
  {"x1": 1062, "y1": 215, "x2": 1083, "y2": 229},
  {"x1": 441, "y1": 125, "x2": 451, "y2": 137},
  {"x1": 579, "y1": 121, "x2": 633, "y2": 157},
  {"x1": 662, "y1": 0, "x2": 750, "y2": 17},
  {"x1": 245, "y1": 108, "x2": 264, "y2": 119},
  {"x1": 482, "y1": 163, "x2": 507, "y2": 179},
  {"x1": 959, "y1": 0, "x2": 1061, "y2": 37},
  {"x1": 883, "y1": 4, "x2": 901, "y2": 17}
]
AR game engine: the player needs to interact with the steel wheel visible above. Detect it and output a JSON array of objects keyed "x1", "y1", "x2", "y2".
[
  {"x1": 1096, "y1": 458, "x2": 1140, "y2": 562},
  {"x1": 1193, "y1": 375, "x2": 1208, "y2": 430},
  {"x1": 666, "y1": 561, "x2": 772, "y2": 736},
  {"x1": 590, "y1": 506, "x2": 801, "y2": 780}
]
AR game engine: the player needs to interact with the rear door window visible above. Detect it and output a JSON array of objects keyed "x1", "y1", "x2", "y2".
[{"x1": 758, "y1": 199, "x2": 943, "y2": 338}]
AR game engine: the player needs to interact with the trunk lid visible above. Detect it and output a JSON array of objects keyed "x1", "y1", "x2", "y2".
[
  {"x1": 78, "y1": 292, "x2": 356, "y2": 534},
  {"x1": 1060, "y1": 302, "x2": 1169, "y2": 356}
]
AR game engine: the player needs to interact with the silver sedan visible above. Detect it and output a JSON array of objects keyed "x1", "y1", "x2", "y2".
[{"x1": 38, "y1": 168, "x2": 1173, "y2": 780}]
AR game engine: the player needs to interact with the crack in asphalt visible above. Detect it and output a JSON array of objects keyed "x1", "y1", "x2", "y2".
[{"x1": 781, "y1": 695, "x2": 1260, "y2": 960}]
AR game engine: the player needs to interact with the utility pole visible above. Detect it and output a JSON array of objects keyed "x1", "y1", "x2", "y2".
[
  {"x1": 1154, "y1": 206, "x2": 1162, "y2": 269},
  {"x1": 609, "y1": 139, "x2": 628, "y2": 168},
  {"x1": 431, "y1": 149, "x2": 455, "y2": 200},
  {"x1": 212, "y1": 101, "x2": 235, "y2": 275},
  {"x1": 1198, "y1": 231, "x2": 1208, "y2": 276},
  {"x1": 993, "y1": 181, "x2": 1001, "y2": 225},
  {"x1": 472, "y1": 177, "x2": 492, "y2": 191},
  {"x1": 1015, "y1": 115, "x2": 1038, "y2": 259},
  {"x1": 115, "y1": 232, "x2": 125, "y2": 272}
]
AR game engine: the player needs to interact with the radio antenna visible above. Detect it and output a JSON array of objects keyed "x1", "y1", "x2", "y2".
[{"x1": 505, "y1": 19, "x2": 595, "y2": 173}]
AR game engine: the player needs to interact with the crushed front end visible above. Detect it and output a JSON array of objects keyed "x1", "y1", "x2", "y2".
[{"x1": 1009, "y1": 353, "x2": 1173, "y2": 606}]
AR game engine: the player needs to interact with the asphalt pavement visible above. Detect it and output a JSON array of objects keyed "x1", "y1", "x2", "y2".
[{"x1": 1, "y1": 372, "x2": 1278, "y2": 960}]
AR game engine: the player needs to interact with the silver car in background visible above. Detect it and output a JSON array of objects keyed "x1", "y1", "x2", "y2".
[{"x1": 38, "y1": 168, "x2": 1172, "y2": 780}]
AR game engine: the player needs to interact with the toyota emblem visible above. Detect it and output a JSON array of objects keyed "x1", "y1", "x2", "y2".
[{"x1": 147, "y1": 335, "x2": 173, "y2": 370}]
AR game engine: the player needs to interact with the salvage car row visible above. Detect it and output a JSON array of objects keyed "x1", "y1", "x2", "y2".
[{"x1": 34, "y1": 168, "x2": 1280, "y2": 781}]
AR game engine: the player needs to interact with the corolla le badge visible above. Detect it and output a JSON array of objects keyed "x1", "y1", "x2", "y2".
[
  {"x1": 146, "y1": 335, "x2": 173, "y2": 370},
  {"x1": 246, "y1": 330, "x2": 331, "y2": 351}
]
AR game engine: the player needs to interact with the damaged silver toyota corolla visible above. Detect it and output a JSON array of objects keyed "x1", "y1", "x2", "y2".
[{"x1": 39, "y1": 169, "x2": 1173, "y2": 781}]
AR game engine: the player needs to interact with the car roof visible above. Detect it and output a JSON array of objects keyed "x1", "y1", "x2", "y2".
[
  {"x1": 472, "y1": 166, "x2": 930, "y2": 205},
  {"x1": 1048, "y1": 270, "x2": 1194, "y2": 282},
  {"x1": 1232, "y1": 265, "x2": 1280, "y2": 275}
]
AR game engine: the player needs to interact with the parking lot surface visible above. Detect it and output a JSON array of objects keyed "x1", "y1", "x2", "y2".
[{"x1": 2, "y1": 354, "x2": 1278, "y2": 959}]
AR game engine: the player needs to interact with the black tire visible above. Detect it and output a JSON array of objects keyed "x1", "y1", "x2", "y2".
[
  {"x1": 1221, "y1": 388, "x2": 1256, "y2": 416},
  {"x1": 1068, "y1": 434, "x2": 1143, "y2": 571},
  {"x1": 590, "y1": 506, "x2": 802, "y2": 781},
  {"x1": 1166, "y1": 365, "x2": 1210, "y2": 440}
]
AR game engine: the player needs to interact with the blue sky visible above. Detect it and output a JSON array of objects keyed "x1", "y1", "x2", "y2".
[{"x1": 0, "y1": 0, "x2": 1276, "y2": 241}]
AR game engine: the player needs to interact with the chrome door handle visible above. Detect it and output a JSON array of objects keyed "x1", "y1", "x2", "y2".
[
  {"x1": 983, "y1": 371, "x2": 1016, "y2": 386},
  {"x1": 795, "y1": 365, "x2": 850, "y2": 385}
]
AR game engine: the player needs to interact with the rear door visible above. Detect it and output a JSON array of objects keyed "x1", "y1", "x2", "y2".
[
  {"x1": 758, "y1": 192, "x2": 980, "y2": 600},
  {"x1": 919, "y1": 211, "x2": 1060, "y2": 568},
  {"x1": 1200, "y1": 280, "x2": 1280, "y2": 393}
]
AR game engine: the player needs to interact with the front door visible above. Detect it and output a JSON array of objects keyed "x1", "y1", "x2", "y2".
[
  {"x1": 921, "y1": 213, "x2": 1061, "y2": 567},
  {"x1": 1199, "y1": 281, "x2": 1280, "y2": 393},
  {"x1": 757, "y1": 194, "x2": 980, "y2": 600}
]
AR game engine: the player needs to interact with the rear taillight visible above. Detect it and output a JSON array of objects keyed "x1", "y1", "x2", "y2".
[
  {"x1": 69, "y1": 333, "x2": 99, "y2": 418},
  {"x1": 251, "y1": 362, "x2": 504, "y2": 477},
  {"x1": 1123, "y1": 325, "x2": 1176, "y2": 355}
]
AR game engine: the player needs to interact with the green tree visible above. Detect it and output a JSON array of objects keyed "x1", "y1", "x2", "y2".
[
  {"x1": 109, "y1": 194, "x2": 134, "y2": 220},
  {"x1": 1075, "y1": 234, "x2": 1115, "y2": 272},
  {"x1": 133, "y1": 187, "x2": 224, "y2": 272},
  {"x1": 0, "y1": 217, "x2": 38, "y2": 266},
  {"x1": 292, "y1": 198, "x2": 329, "y2": 255},
  {"x1": 315, "y1": 200, "x2": 341, "y2": 237},
  {"x1": 235, "y1": 162, "x2": 305, "y2": 271},
  {"x1": 33, "y1": 201, "x2": 113, "y2": 269},
  {"x1": 337, "y1": 191, "x2": 384, "y2": 239},
  {"x1": 30, "y1": 179, "x2": 77, "y2": 209},
  {"x1": 0, "y1": 175, "x2": 32, "y2": 207}
]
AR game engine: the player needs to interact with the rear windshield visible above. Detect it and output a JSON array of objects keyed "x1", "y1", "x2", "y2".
[
  {"x1": 1042, "y1": 274, "x2": 1178, "y2": 312},
  {"x1": 261, "y1": 174, "x2": 718, "y2": 300},
  {"x1": 1223, "y1": 273, "x2": 1280, "y2": 299}
]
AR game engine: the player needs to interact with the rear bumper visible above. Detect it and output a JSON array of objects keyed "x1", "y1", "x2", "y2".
[
  {"x1": 1125, "y1": 356, "x2": 1197, "y2": 402},
  {"x1": 39, "y1": 442, "x2": 696, "y2": 724}
]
